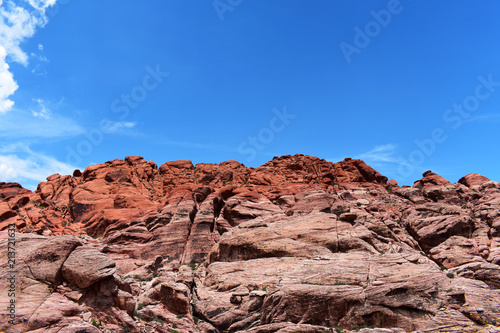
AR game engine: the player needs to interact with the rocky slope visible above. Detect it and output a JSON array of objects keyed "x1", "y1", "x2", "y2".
[{"x1": 0, "y1": 154, "x2": 499, "y2": 333}]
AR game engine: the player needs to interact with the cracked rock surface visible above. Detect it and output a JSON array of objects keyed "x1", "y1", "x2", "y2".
[{"x1": 1, "y1": 154, "x2": 500, "y2": 332}]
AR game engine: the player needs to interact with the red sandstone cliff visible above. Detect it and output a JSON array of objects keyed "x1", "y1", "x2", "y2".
[{"x1": 1, "y1": 155, "x2": 499, "y2": 332}]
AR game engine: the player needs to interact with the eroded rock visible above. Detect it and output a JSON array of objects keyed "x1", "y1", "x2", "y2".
[{"x1": 1, "y1": 155, "x2": 499, "y2": 332}]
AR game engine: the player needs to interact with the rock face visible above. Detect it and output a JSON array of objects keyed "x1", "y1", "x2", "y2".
[
  {"x1": 1, "y1": 154, "x2": 500, "y2": 333},
  {"x1": 62, "y1": 246, "x2": 117, "y2": 288}
]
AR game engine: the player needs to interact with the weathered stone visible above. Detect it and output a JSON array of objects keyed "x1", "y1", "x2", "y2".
[
  {"x1": 1, "y1": 155, "x2": 500, "y2": 333},
  {"x1": 62, "y1": 246, "x2": 117, "y2": 288},
  {"x1": 138, "y1": 277, "x2": 191, "y2": 314},
  {"x1": 25, "y1": 236, "x2": 82, "y2": 284}
]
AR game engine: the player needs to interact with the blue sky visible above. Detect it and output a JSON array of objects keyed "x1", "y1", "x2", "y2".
[{"x1": 1, "y1": 0, "x2": 499, "y2": 190}]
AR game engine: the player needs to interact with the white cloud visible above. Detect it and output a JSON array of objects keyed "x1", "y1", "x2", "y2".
[
  {"x1": 31, "y1": 98, "x2": 51, "y2": 118},
  {"x1": 357, "y1": 144, "x2": 402, "y2": 164},
  {"x1": 0, "y1": 144, "x2": 77, "y2": 190},
  {"x1": 101, "y1": 120, "x2": 136, "y2": 133},
  {"x1": 0, "y1": 108, "x2": 83, "y2": 138},
  {"x1": 0, "y1": 45, "x2": 18, "y2": 113},
  {"x1": 328, "y1": 144, "x2": 404, "y2": 165},
  {"x1": 27, "y1": 0, "x2": 57, "y2": 12},
  {"x1": 354, "y1": 144, "x2": 429, "y2": 185},
  {"x1": 328, "y1": 144, "x2": 420, "y2": 183},
  {"x1": 0, "y1": 0, "x2": 57, "y2": 112},
  {"x1": 356, "y1": 144, "x2": 417, "y2": 174}
]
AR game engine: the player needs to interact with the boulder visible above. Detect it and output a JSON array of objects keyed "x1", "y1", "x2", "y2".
[
  {"x1": 62, "y1": 246, "x2": 117, "y2": 288},
  {"x1": 25, "y1": 236, "x2": 82, "y2": 284}
]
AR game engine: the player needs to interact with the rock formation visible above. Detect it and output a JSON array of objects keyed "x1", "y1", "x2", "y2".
[{"x1": 1, "y1": 154, "x2": 499, "y2": 333}]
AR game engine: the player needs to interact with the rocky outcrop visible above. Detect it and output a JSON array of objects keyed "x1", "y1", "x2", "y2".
[
  {"x1": 1, "y1": 154, "x2": 500, "y2": 332},
  {"x1": 0, "y1": 233, "x2": 136, "y2": 332},
  {"x1": 458, "y1": 173, "x2": 496, "y2": 190},
  {"x1": 62, "y1": 246, "x2": 117, "y2": 288}
]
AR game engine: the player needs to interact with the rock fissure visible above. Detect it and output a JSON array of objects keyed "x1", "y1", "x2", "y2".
[{"x1": 1, "y1": 155, "x2": 500, "y2": 332}]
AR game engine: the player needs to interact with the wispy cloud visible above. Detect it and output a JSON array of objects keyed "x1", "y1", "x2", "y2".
[
  {"x1": 30, "y1": 44, "x2": 49, "y2": 75},
  {"x1": 328, "y1": 144, "x2": 424, "y2": 185},
  {"x1": 0, "y1": 0, "x2": 57, "y2": 112},
  {"x1": 0, "y1": 143, "x2": 77, "y2": 190},
  {"x1": 31, "y1": 98, "x2": 51, "y2": 118},
  {"x1": 0, "y1": 107, "x2": 83, "y2": 138},
  {"x1": 101, "y1": 120, "x2": 136, "y2": 134},
  {"x1": 357, "y1": 144, "x2": 403, "y2": 164},
  {"x1": 355, "y1": 144, "x2": 419, "y2": 176},
  {"x1": 328, "y1": 144, "x2": 404, "y2": 165},
  {"x1": 359, "y1": 144, "x2": 432, "y2": 185}
]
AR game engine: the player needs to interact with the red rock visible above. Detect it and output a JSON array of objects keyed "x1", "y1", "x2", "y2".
[
  {"x1": 292, "y1": 191, "x2": 335, "y2": 214},
  {"x1": 62, "y1": 246, "x2": 117, "y2": 288},
  {"x1": 388, "y1": 179, "x2": 398, "y2": 187},
  {"x1": 413, "y1": 170, "x2": 451, "y2": 190},
  {"x1": 25, "y1": 235, "x2": 83, "y2": 284},
  {"x1": 429, "y1": 236, "x2": 482, "y2": 268},
  {"x1": 1, "y1": 155, "x2": 500, "y2": 332},
  {"x1": 458, "y1": 173, "x2": 493, "y2": 188},
  {"x1": 0, "y1": 182, "x2": 31, "y2": 199},
  {"x1": 159, "y1": 159, "x2": 194, "y2": 174},
  {"x1": 138, "y1": 277, "x2": 191, "y2": 314},
  {"x1": 402, "y1": 203, "x2": 474, "y2": 251}
]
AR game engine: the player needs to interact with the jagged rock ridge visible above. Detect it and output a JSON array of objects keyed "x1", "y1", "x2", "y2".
[{"x1": 0, "y1": 154, "x2": 499, "y2": 333}]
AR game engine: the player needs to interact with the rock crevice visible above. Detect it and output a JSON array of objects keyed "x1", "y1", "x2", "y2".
[{"x1": 1, "y1": 155, "x2": 500, "y2": 332}]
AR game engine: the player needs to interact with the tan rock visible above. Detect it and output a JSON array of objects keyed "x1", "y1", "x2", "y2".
[
  {"x1": 62, "y1": 246, "x2": 117, "y2": 288},
  {"x1": 1, "y1": 155, "x2": 500, "y2": 332},
  {"x1": 138, "y1": 276, "x2": 191, "y2": 314},
  {"x1": 25, "y1": 235, "x2": 82, "y2": 284}
]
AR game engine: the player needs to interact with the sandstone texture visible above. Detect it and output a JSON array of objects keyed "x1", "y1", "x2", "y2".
[{"x1": 0, "y1": 154, "x2": 499, "y2": 333}]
